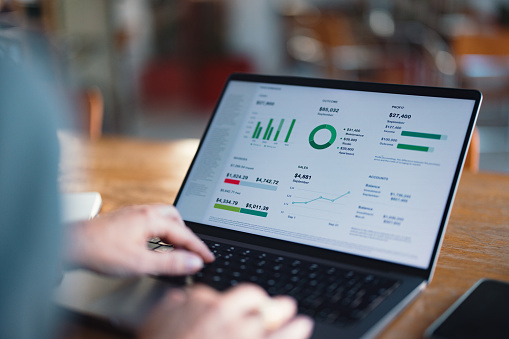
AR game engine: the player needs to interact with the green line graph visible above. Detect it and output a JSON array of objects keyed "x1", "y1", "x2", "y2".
[{"x1": 292, "y1": 191, "x2": 350, "y2": 205}]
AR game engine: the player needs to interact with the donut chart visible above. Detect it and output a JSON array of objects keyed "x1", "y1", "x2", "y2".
[{"x1": 309, "y1": 124, "x2": 337, "y2": 149}]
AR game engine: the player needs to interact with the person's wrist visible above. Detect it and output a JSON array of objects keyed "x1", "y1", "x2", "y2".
[{"x1": 62, "y1": 220, "x2": 93, "y2": 270}]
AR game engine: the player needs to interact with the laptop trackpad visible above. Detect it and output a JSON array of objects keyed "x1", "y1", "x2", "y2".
[{"x1": 54, "y1": 269, "x2": 169, "y2": 330}]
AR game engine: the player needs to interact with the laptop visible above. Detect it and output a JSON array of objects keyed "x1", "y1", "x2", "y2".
[{"x1": 55, "y1": 74, "x2": 481, "y2": 338}]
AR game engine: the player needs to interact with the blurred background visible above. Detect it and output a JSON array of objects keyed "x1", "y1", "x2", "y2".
[{"x1": 1, "y1": 0, "x2": 509, "y2": 172}]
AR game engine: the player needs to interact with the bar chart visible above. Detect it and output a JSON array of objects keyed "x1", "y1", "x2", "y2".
[
  {"x1": 213, "y1": 203, "x2": 268, "y2": 217},
  {"x1": 224, "y1": 178, "x2": 278, "y2": 191},
  {"x1": 397, "y1": 130, "x2": 447, "y2": 153},
  {"x1": 251, "y1": 118, "x2": 296, "y2": 142}
]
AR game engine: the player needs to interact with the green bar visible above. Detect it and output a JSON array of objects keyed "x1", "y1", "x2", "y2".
[
  {"x1": 255, "y1": 127, "x2": 262, "y2": 139},
  {"x1": 267, "y1": 127, "x2": 274, "y2": 140},
  {"x1": 239, "y1": 208, "x2": 268, "y2": 217},
  {"x1": 397, "y1": 143, "x2": 431, "y2": 152},
  {"x1": 214, "y1": 203, "x2": 241, "y2": 212},
  {"x1": 285, "y1": 119, "x2": 296, "y2": 142},
  {"x1": 252, "y1": 122, "x2": 261, "y2": 138},
  {"x1": 263, "y1": 119, "x2": 274, "y2": 140},
  {"x1": 401, "y1": 131, "x2": 442, "y2": 140},
  {"x1": 274, "y1": 119, "x2": 284, "y2": 141}
]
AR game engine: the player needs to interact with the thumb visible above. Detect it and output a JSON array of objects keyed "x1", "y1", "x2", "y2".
[{"x1": 143, "y1": 249, "x2": 204, "y2": 276}]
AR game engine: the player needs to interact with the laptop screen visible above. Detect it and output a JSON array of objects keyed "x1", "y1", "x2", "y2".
[{"x1": 176, "y1": 75, "x2": 479, "y2": 270}]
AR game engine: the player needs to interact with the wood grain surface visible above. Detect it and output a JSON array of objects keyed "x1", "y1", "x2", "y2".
[{"x1": 58, "y1": 135, "x2": 509, "y2": 339}]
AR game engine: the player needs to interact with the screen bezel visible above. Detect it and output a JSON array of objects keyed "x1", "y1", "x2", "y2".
[{"x1": 173, "y1": 73, "x2": 482, "y2": 281}]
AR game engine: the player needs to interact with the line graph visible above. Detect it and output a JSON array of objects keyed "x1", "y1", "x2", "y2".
[
  {"x1": 292, "y1": 191, "x2": 350, "y2": 205},
  {"x1": 284, "y1": 189, "x2": 351, "y2": 226}
]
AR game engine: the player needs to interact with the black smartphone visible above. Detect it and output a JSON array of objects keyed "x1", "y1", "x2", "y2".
[{"x1": 425, "y1": 279, "x2": 509, "y2": 339}]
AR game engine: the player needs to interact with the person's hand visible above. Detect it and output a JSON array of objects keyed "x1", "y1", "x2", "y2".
[
  {"x1": 140, "y1": 283, "x2": 314, "y2": 339},
  {"x1": 64, "y1": 204, "x2": 214, "y2": 277}
]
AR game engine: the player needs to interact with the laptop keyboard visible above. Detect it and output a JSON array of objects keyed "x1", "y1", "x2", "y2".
[{"x1": 152, "y1": 238, "x2": 401, "y2": 327}]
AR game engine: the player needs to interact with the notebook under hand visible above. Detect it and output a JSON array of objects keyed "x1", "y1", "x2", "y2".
[{"x1": 172, "y1": 74, "x2": 481, "y2": 338}]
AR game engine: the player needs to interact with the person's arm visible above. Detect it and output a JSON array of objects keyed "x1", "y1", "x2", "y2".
[
  {"x1": 64, "y1": 204, "x2": 214, "y2": 277},
  {"x1": 0, "y1": 57, "x2": 63, "y2": 338}
]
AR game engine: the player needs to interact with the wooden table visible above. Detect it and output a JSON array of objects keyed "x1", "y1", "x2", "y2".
[{"x1": 59, "y1": 135, "x2": 509, "y2": 339}]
